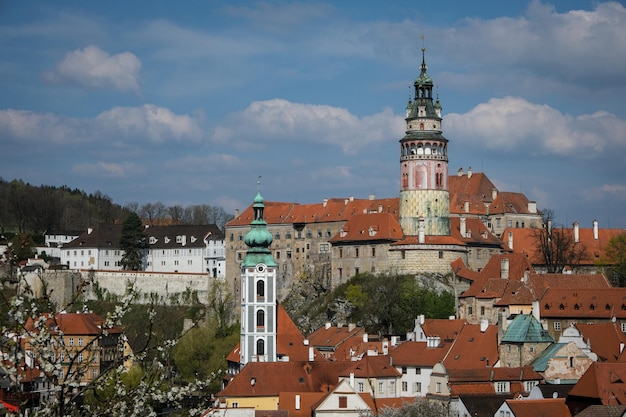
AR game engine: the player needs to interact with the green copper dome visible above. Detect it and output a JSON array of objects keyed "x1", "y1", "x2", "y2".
[{"x1": 242, "y1": 184, "x2": 277, "y2": 268}]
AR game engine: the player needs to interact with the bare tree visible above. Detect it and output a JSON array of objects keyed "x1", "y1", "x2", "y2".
[
  {"x1": 167, "y1": 204, "x2": 185, "y2": 225},
  {"x1": 534, "y1": 210, "x2": 589, "y2": 273}
]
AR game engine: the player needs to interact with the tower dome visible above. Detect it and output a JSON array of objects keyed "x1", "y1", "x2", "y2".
[{"x1": 242, "y1": 181, "x2": 276, "y2": 267}]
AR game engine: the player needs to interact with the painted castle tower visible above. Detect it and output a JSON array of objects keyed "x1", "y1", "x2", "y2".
[
  {"x1": 240, "y1": 181, "x2": 277, "y2": 366},
  {"x1": 399, "y1": 48, "x2": 450, "y2": 237}
]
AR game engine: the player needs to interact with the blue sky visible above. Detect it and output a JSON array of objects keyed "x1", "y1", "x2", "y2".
[{"x1": 1, "y1": 0, "x2": 625, "y2": 229}]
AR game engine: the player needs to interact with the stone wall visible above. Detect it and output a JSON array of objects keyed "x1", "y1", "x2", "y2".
[{"x1": 27, "y1": 269, "x2": 213, "y2": 307}]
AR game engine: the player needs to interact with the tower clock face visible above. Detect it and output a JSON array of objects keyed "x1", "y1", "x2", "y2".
[{"x1": 256, "y1": 264, "x2": 265, "y2": 273}]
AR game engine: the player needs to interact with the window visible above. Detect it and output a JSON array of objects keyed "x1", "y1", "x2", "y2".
[
  {"x1": 495, "y1": 381, "x2": 509, "y2": 393},
  {"x1": 338, "y1": 268, "x2": 343, "y2": 279},
  {"x1": 358, "y1": 382, "x2": 364, "y2": 392},
  {"x1": 402, "y1": 367, "x2": 407, "y2": 374},
  {"x1": 285, "y1": 232, "x2": 292, "y2": 239},
  {"x1": 378, "y1": 382, "x2": 384, "y2": 394},
  {"x1": 371, "y1": 247, "x2": 376, "y2": 257},
  {"x1": 554, "y1": 321, "x2": 561, "y2": 331},
  {"x1": 569, "y1": 357, "x2": 575, "y2": 367},
  {"x1": 468, "y1": 306, "x2": 473, "y2": 315},
  {"x1": 480, "y1": 306, "x2": 485, "y2": 316},
  {"x1": 69, "y1": 338, "x2": 74, "y2": 347},
  {"x1": 621, "y1": 322, "x2": 626, "y2": 333},
  {"x1": 389, "y1": 381, "x2": 395, "y2": 393},
  {"x1": 232, "y1": 403, "x2": 239, "y2": 408},
  {"x1": 436, "y1": 382, "x2": 442, "y2": 393},
  {"x1": 355, "y1": 247, "x2": 360, "y2": 257},
  {"x1": 77, "y1": 353, "x2": 83, "y2": 363},
  {"x1": 274, "y1": 232, "x2": 280, "y2": 240},
  {"x1": 276, "y1": 251, "x2": 281, "y2": 259},
  {"x1": 525, "y1": 381, "x2": 538, "y2": 391},
  {"x1": 256, "y1": 280, "x2": 265, "y2": 298},
  {"x1": 339, "y1": 248, "x2": 343, "y2": 258},
  {"x1": 438, "y1": 251, "x2": 443, "y2": 259},
  {"x1": 256, "y1": 310, "x2": 265, "y2": 327},
  {"x1": 287, "y1": 251, "x2": 292, "y2": 259},
  {"x1": 317, "y1": 229, "x2": 322, "y2": 238},
  {"x1": 78, "y1": 338, "x2": 83, "y2": 347},
  {"x1": 402, "y1": 381, "x2": 408, "y2": 392},
  {"x1": 238, "y1": 233, "x2": 243, "y2": 241},
  {"x1": 338, "y1": 396, "x2": 347, "y2": 408},
  {"x1": 256, "y1": 339, "x2": 265, "y2": 356},
  {"x1": 320, "y1": 243, "x2": 330, "y2": 252}
]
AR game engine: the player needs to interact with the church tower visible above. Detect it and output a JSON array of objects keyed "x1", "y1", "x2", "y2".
[
  {"x1": 240, "y1": 181, "x2": 278, "y2": 366},
  {"x1": 399, "y1": 47, "x2": 450, "y2": 237}
]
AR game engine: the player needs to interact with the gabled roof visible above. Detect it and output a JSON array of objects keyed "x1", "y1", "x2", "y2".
[
  {"x1": 25, "y1": 312, "x2": 122, "y2": 336},
  {"x1": 306, "y1": 324, "x2": 365, "y2": 352},
  {"x1": 575, "y1": 322, "x2": 626, "y2": 363},
  {"x1": 217, "y1": 361, "x2": 351, "y2": 398},
  {"x1": 339, "y1": 355, "x2": 401, "y2": 379},
  {"x1": 568, "y1": 363, "x2": 626, "y2": 404},
  {"x1": 447, "y1": 366, "x2": 543, "y2": 396},
  {"x1": 278, "y1": 392, "x2": 326, "y2": 417},
  {"x1": 443, "y1": 324, "x2": 499, "y2": 369},
  {"x1": 574, "y1": 405, "x2": 626, "y2": 417},
  {"x1": 459, "y1": 395, "x2": 508, "y2": 417},
  {"x1": 501, "y1": 314, "x2": 554, "y2": 344},
  {"x1": 448, "y1": 172, "x2": 497, "y2": 216},
  {"x1": 276, "y1": 304, "x2": 311, "y2": 361},
  {"x1": 390, "y1": 341, "x2": 451, "y2": 367},
  {"x1": 450, "y1": 216, "x2": 504, "y2": 247},
  {"x1": 505, "y1": 398, "x2": 571, "y2": 417},
  {"x1": 459, "y1": 253, "x2": 534, "y2": 299},
  {"x1": 421, "y1": 318, "x2": 466, "y2": 342},
  {"x1": 532, "y1": 343, "x2": 567, "y2": 372},
  {"x1": 540, "y1": 288, "x2": 626, "y2": 319}
]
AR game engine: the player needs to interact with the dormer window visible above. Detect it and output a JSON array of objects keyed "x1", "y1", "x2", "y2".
[
  {"x1": 164, "y1": 237, "x2": 170, "y2": 244},
  {"x1": 176, "y1": 235, "x2": 183, "y2": 243},
  {"x1": 149, "y1": 237, "x2": 158, "y2": 245}
]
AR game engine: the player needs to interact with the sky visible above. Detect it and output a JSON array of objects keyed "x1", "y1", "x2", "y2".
[{"x1": 1, "y1": 0, "x2": 625, "y2": 229}]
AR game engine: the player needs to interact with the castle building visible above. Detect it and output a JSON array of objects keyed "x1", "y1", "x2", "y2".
[{"x1": 239, "y1": 183, "x2": 278, "y2": 365}]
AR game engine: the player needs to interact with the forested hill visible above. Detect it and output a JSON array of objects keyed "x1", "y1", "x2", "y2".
[
  {"x1": 0, "y1": 178, "x2": 234, "y2": 238},
  {"x1": 0, "y1": 178, "x2": 131, "y2": 236}
]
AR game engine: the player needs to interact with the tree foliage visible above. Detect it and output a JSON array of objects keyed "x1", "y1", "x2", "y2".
[
  {"x1": 119, "y1": 213, "x2": 147, "y2": 271},
  {"x1": 283, "y1": 272, "x2": 455, "y2": 336},
  {"x1": 0, "y1": 273, "x2": 217, "y2": 416},
  {"x1": 600, "y1": 233, "x2": 626, "y2": 286},
  {"x1": 362, "y1": 398, "x2": 449, "y2": 417}
]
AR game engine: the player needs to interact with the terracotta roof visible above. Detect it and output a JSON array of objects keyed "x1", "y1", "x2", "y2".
[
  {"x1": 25, "y1": 312, "x2": 122, "y2": 336},
  {"x1": 448, "y1": 366, "x2": 543, "y2": 383},
  {"x1": 489, "y1": 191, "x2": 535, "y2": 216},
  {"x1": 568, "y1": 363, "x2": 626, "y2": 405},
  {"x1": 390, "y1": 341, "x2": 451, "y2": 367},
  {"x1": 443, "y1": 324, "x2": 499, "y2": 369},
  {"x1": 460, "y1": 253, "x2": 535, "y2": 299},
  {"x1": 328, "y1": 213, "x2": 404, "y2": 243},
  {"x1": 217, "y1": 361, "x2": 351, "y2": 398},
  {"x1": 459, "y1": 395, "x2": 509, "y2": 417},
  {"x1": 448, "y1": 172, "x2": 497, "y2": 216},
  {"x1": 504, "y1": 227, "x2": 625, "y2": 267},
  {"x1": 330, "y1": 335, "x2": 389, "y2": 361},
  {"x1": 505, "y1": 398, "x2": 571, "y2": 417},
  {"x1": 276, "y1": 304, "x2": 311, "y2": 361},
  {"x1": 227, "y1": 198, "x2": 400, "y2": 227},
  {"x1": 278, "y1": 392, "x2": 325, "y2": 417},
  {"x1": 421, "y1": 318, "x2": 466, "y2": 342},
  {"x1": 450, "y1": 216, "x2": 504, "y2": 247},
  {"x1": 575, "y1": 323, "x2": 626, "y2": 363},
  {"x1": 574, "y1": 405, "x2": 626, "y2": 417},
  {"x1": 306, "y1": 324, "x2": 365, "y2": 351},
  {"x1": 340, "y1": 355, "x2": 401, "y2": 378},
  {"x1": 539, "y1": 288, "x2": 626, "y2": 319}
]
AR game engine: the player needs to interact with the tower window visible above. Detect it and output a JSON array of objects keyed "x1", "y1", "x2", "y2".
[
  {"x1": 256, "y1": 339, "x2": 265, "y2": 356},
  {"x1": 256, "y1": 310, "x2": 265, "y2": 327},
  {"x1": 256, "y1": 280, "x2": 265, "y2": 299}
]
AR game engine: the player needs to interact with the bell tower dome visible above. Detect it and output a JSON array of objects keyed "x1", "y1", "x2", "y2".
[{"x1": 399, "y1": 47, "x2": 450, "y2": 236}]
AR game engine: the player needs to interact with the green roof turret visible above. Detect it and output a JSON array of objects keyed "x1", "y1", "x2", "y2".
[{"x1": 242, "y1": 178, "x2": 276, "y2": 268}]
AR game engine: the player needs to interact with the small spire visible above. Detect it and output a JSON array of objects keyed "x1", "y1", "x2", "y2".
[{"x1": 257, "y1": 175, "x2": 262, "y2": 192}]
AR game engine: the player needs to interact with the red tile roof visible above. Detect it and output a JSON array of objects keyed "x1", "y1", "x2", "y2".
[
  {"x1": 339, "y1": 355, "x2": 401, "y2": 379},
  {"x1": 306, "y1": 324, "x2": 365, "y2": 351},
  {"x1": 575, "y1": 322, "x2": 626, "y2": 363},
  {"x1": 328, "y1": 213, "x2": 404, "y2": 243},
  {"x1": 390, "y1": 341, "x2": 451, "y2": 367},
  {"x1": 421, "y1": 318, "x2": 466, "y2": 342},
  {"x1": 505, "y1": 398, "x2": 572, "y2": 417},
  {"x1": 25, "y1": 312, "x2": 122, "y2": 336},
  {"x1": 443, "y1": 324, "x2": 499, "y2": 369},
  {"x1": 539, "y1": 288, "x2": 626, "y2": 319},
  {"x1": 568, "y1": 363, "x2": 626, "y2": 405}
]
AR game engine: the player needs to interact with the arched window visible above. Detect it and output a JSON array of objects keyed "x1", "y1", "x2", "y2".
[
  {"x1": 256, "y1": 309, "x2": 265, "y2": 327},
  {"x1": 256, "y1": 339, "x2": 265, "y2": 356},
  {"x1": 256, "y1": 280, "x2": 265, "y2": 299}
]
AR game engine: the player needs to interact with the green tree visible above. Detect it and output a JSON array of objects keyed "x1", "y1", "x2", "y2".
[
  {"x1": 208, "y1": 279, "x2": 235, "y2": 337},
  {"x1": 601, "y1": 233, "x2": 626, "y2": 287},
  {"x1": 119, "y1": 212, "x2": 146, "y2": 271}
]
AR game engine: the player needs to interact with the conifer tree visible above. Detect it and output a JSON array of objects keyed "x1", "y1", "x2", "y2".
[{"x1": 119, "y1": 212, "x2": 146, "y2": 271}]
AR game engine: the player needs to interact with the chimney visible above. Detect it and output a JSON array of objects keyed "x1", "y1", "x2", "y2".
[
  {"x1": 573, "y1": 222, "x2": 580, "y2": 243},
  {"x1": 295, "y1": 394, "x2": 301, "y2": 410},
  {"x1": 87, "y1": 227, "x2": 93, "y2": 235},
  {"x1": 467, "y1": 167, "x2": 472, "y2": 178},
  {"x1": 458, "y1": 167, "x2": 464, "y2": 177},
  {"x1": 308, "y1": 346, "x2": 315, "y2": 362},
  {"x1": 419, "y1": 314, "x2": 425, "y2": 325},
  {"x1": 378, "y1": 204, "x2": 383, "y2": 213},
  {"x1": 234, "y1": 209, "x2": 240, "y2": 218},
  {"x1": 528, "y1": 201, "x2": 537, "y2": 214},
  {"x1": 593, "y1": 219, "x2": 599, "y2": 240},
  {"x1": 369, "y1": 194, "x2": 375, "y2": 200},
  {"x1": 348, "y1": 323, "x2": 356, "y2": 332},
  {"x1": 460, "y1": 216, "x2": 467, "y2": 238},
  {"x1": 501, "y1": 258, "x2": 509, "y2": 279},
  {"x1": 508, "y1": 231, "x2": 513, "y2": 250},
  {"x1": 532, "y1": 299, "x2": 540, "y2": 322},
  {"x1": 323, "y1": 199, "x2": 328, "y2": 207},
  {"x1": 492, "y1": 188, "x2": 498, "y2": 200},
  {"x1": 464, "y1": 201, "x2": 470, "y2": 213},
  {"x1": 325, "y1": 322, "x2": 331, "y2": 329},
  {"x1": 363, "y1": 333, "x2": 368, "y2": 343},
  {"x1": 480, "y1": 319, "x2": 489, "y2": 333}
]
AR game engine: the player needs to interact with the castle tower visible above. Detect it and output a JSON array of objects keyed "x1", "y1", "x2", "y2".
[
  {"x1": 399, "y1": 47, "x2": 450, "y2": 236},
  {"x1": 240, "y1": 180, "x2": 278, "y2": 366}
]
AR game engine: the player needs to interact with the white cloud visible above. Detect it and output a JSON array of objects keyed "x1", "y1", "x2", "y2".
[
  {"x1": 96, "y1": 104, "x2": 204, "y2": 143},
  {"x1": 600, "y1": 184, "x2": 626, "y2": 198},
  {"x1": 0, "y1": 104, "x2": 204, "y2": 145},
  {"x1": 49, "y1": 45, "x2": 141, "y2": 92},
  {"x1": 165, "y1": 154, "x2": 242, "y2": 173},
  {"x1": 445, "y1": 96, "x2": 626, "y2": 157},
  {"x1": 212, "y1": 99, "x2": 404, "y2": 154},
  {"x1": 72, "y1": 161, "x2": 139, "y2": 178}
]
